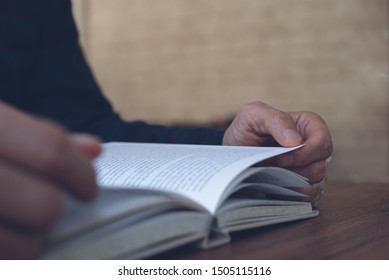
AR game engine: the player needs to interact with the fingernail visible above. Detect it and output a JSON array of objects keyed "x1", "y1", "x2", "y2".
[
  {"x1": 281, "y1": 129, "x2": 302, "y2": 144},
  {"x1": 71, "y1": 133, "x2": 102, "y2": 159}
]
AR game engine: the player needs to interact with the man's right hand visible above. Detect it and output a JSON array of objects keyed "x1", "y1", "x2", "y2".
[{"x1": 0, "y1": 102, "x2": 101, "y2": 259}]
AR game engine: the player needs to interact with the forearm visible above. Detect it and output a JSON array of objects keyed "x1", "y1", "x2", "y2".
[{"x1": 114, "y1": 120, "x2": 225, "y2": 145}]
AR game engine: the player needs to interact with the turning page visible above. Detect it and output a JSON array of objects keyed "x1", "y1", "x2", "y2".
[{"x1": 94, "y1": 142, "x2": 301, "y2": 214}]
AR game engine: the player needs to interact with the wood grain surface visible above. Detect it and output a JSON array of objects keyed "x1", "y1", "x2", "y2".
[{"x1": 155, "y1": 181, "x2": 389, "y2": 259}]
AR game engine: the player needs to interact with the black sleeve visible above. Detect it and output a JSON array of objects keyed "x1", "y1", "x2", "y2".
[{"x1": 23, "y1": 0, "x2": 224, "y2": 144}]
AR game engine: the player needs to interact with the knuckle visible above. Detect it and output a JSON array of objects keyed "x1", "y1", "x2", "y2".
[
  {"x1": 320, "y1": 134, "x2": 333, "y2": 158},
  {"x1": 241, "y1": 101, "x2": 270, "y2": 116},
  {"x1": 323, "y1": 135, "x2": 334, "y2": 156},
  {"x1": 245, "y1": 101, "x2": 266, "y2": 109},
  {"x1": 301, "y1": 110, "x2": 321, "y2": 120},
  {"x1": 301, "y1": 111, "x2": 333, "y2": 156},
  {"x1": 309, "y1": 161, "x2": 326, "y2": 183},
  {"x1": 240, "y1": 102, "x2": 263, "y2": 118},
  {"x1": 302, "y1": 111, "x2": 328, "y2": 127}
]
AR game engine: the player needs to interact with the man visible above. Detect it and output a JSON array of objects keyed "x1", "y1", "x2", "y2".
[{"x1": 0, "y1": 0, "x2": 333, "y2": 258}]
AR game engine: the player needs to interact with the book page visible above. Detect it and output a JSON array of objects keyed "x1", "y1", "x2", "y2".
[
  {"x1": 48, "y1": 190, "x2": 176, "y2": 243},
  {"x1": 94, "y1": 142, "x2": 301, "y2": 214},
  {"x1": 244, "y1": 167, "x2": 308, "y2": 188}
]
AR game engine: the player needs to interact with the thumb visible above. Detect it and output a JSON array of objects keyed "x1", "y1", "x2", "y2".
[
  {"x1": 277, "y1": 128, "x2": 303, "y2": 147},
  {"x1": 259, "y1": 107, "x2": 302, "y2": 147},
  {"x1": 230, "y1": 102, "x2": 303, "y2": 147}
]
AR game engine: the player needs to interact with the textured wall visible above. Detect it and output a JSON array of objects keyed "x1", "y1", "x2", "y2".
[{"x1": 75, "y1": 0, "x2": 389, "y2": 182}]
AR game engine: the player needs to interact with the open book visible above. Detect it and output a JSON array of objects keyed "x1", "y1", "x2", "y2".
[{"x1": 42, "y1": 142, "x2": 319, "y2": 259}]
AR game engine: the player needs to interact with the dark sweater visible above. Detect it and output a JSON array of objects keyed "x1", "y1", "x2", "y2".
[{"x1": 0, "y1": 0, "x2": 224, "y2": 144}]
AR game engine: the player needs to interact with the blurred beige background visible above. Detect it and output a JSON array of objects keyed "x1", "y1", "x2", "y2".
[{"x1": 72, "y1": 0, "x2": 389, "y2": 183}]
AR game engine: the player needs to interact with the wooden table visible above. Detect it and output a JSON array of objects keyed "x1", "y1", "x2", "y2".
[{"x1": 156, "y1": 181, "x2": 389, "y2": 259}]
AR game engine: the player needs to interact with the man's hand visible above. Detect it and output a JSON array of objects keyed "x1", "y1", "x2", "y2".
[
  {"x1": 223, "y1": 101, "x2": 333, "y2": 184},
  {"x1": 0, "y1": 102, "x2": 101, "y2": 259}
]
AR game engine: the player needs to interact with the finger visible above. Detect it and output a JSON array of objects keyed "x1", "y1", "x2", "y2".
[
  {"x1": 0, "y1": 159, "x2": 63, "y2": 230},
  {"x1": 276, "y1": 112, "x2": 333, "y2": 167},
  {"x1": 0, "y1": 103, "x2": 98, "y2": 201},
  {"x1": 238, "y1": 101, "x2": 303, "y2": 147},
  {"x1": 287, "y1": 160, "x2": 327, "y2": 184},
  {"x1": 0, "y1": 225, "x2": 43, "y2": 259},
  {"x1": 71, "y1": 133, "x2": 102, "y2": 159}
]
